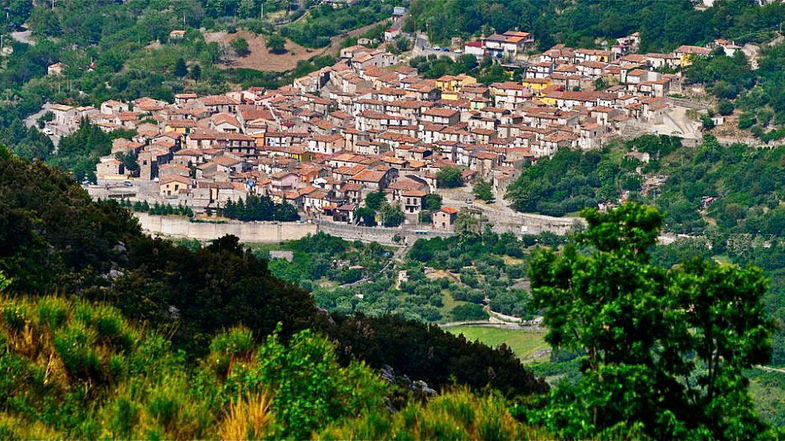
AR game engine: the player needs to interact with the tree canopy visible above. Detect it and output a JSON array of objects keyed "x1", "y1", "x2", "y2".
[
  {"x1": 436, "y1": 166, "x2": 463, "y2": 188},
  {"x1": 529, "y1": 203, "x2": 774, "y2": 439}
]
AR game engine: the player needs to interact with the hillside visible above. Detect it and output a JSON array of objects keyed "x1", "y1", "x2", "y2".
[
  {"x1": 0, "y1": 144, "x2": 547, "y2": 390},
  {"x1": 408, "y1": 0, "x2": 785, "y2": 51},
  {"x1": 0, "y1": 293, "x2": 552, "y2": 439},
  {"x1": 1, "y1": 148, "x2": 781, "y2": 438},
  {"x1": 0, "y1": 0, "x2": 393, "y2": 132}
]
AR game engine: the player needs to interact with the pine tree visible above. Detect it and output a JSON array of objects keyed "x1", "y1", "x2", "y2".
[{"x1": 174, "y1": 58, "x2": 188, "y2": 78}]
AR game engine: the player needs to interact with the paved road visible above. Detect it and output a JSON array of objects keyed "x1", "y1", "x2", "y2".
[
  {"x1": 412, "y1": 32, "x2": 460, "y2": 60},
  {"x1": 438, "y1": 320, "x2": 543, "y2": 331},
  {"x1": 757, "y1": 365, "x2": 785, "y2": 374}
]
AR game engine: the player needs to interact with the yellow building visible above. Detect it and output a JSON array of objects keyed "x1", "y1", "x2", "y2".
[
  {"x1": 250, "y1": 131, "x2": 266, "y2": 147},
  {"x1": 436, "y1": 74, "x2": 477, "y2": 94},
  {"x1": 455, "y1": 73, "x2": 477, "y2": 89},
  {"x1": 522, "y1": 78, "x2": 552, "y2": 96},
  {"x1": 441, "y1": 91, "x2": 460, "y2": 101},
  {"x1": 674, "y1": 45, "x2": 711, "y2": 67},
  {"x1": 539, "y1": 92, "x2": 559, "y2": 107},
  {"x1": 164, "y1": 120, "x2": 196, "y2": 135},
  {"x1": 436, "y1": 75, "x2": 458, "y2": 93}
]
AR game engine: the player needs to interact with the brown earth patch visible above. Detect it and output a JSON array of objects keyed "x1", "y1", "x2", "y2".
[{"x1": 203, "y1": 21, "x2": 387, "y2": 73}]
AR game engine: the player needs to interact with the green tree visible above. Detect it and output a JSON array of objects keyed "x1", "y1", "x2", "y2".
[
  {"x1": 454, "y1": 210, "x2": 483, "y2": 239},
  {"x1": 115, "y1": 151, "x2": 139, "y2": 176},
  {"x1": 717, "y1": 99, "x2": 734, "y2": 116},
  {"x1": 355, "y1": 207, "x2": 377, "y2": 226},
  {"x1": 423, "y1": 193, "x2": 442, "y2": 211},
  {"x1": 473, "y1": 179, "x2": 493, "y2": 201},
  {"x1": 266, "y1": 33, "x2": 286, "y2": 54},
  {"x1": 364, "y1": 191, "x2": 385, "y2": 210},
  {"x1": 231, "y1": 37, "x2": 250, "y2": 57},
  {"x1": 436, "y1": 166, "x2": 463, "y2": 188},
  {"x1": 174, "y1": 58, "x2": 188, "y2": 78},
  {"x1": 190, "y1": 64, "x2": 202, "y2": 82},
  {"x1": 217, "y1": 326, "x2": 387, "y2": 440},
  {"x1": 379, "y1": 202, "x2": 404, "y2": 227},
  {"x1": 529, "y1": 203, "x2": 774, "y2": 440},
  {"x1": 451, "y1": 303, "x2": 488, "y2": 321}
]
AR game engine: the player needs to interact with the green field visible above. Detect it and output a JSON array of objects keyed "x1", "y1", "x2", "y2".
[{"x1": 446, "y1": 326, "x2": 550, "y2": 363}]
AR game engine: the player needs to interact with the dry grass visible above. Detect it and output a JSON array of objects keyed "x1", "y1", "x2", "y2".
[
  {"x1": 219, "y1": 392, "x2": 275, "y2": 441},
  {"x1": 318, "y1": 388, "x2": 551, "y2": 440}
]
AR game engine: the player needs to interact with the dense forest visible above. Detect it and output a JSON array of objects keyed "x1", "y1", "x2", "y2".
[
  {"x1": 408, "y1": 0, "x2": 785, "y2": 50},
  {"x1": 0, "y1": 147, "x2": 779, "y2": 438}
]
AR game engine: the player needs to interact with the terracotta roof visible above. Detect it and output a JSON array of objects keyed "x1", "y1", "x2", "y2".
[
  {"x1": 440, "y1": 206, "x2": 459, "y2": 214},
  {"x1": 350, "y1": 169, "x2": 386, "y2": 183}
]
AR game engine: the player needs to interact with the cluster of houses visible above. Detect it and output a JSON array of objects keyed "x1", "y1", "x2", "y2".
[{"x1": 41, "y1": 33, "x2": 730, "y2": 230}]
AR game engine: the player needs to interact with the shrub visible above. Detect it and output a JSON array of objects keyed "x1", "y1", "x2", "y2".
[
  {"x1": 208, "y1": 326, "x2": 256, "y2": 377},
  {"x1": 717, "y1": 99, "x2": 734, "y2": 116},
  {"x1": 2, "y1": 302, "x2": 28, "y2": 332},
  {"x1": 461, "y1": 273, "x2": 479, "y2": 288},
  {"x1": 738, "y1": 112, "x2": 757, "y2": 130},
  {"x1": 220, "y1": 327, "x2": 388, "y2": 439},
  {"x1": 319, "y1": 388, "x2": 549, "y2": 440},
  {"x1": 36, "y1": 297, "x2": 69, "y2": 331},
  {"x1": 219, "y1": 392, "x2": 275, "y2": 441},
  {"x1": 53, "y1": 324, "x2": 102, "y2": 380},
  {"x1": 451, "y1": 304, "x2": 489, "y2": 321}
]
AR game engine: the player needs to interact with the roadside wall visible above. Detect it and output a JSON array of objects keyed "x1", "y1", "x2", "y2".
[
  {"x1": 134, "y1": 213, "x2": 317, "y2": 242},
  {"x1": 484, "y1": 212, "x2": 583, "y2": 235},
  {"x1": 135, "y1": 211, "x2": 578, "y2": 245},
  {"x1": 315, "y1": 220, "x2": 454, "y2": 246}
]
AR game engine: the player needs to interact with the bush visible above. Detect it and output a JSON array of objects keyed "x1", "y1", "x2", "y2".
[
  {"x1": 319, "y1": 388, "x2": 549, "y2": 440},
  {"x1": 230, "y1": 37, "x2": 250, "y2": 57},
  {"x1": 451, "y1": 304, "x2": 489, "y2": 321},
  {"x1": 473, "y1": 179, "x2": 493, "y2": 201},
  {"x1": 437, "y1": 167, "x2": 463, "y2": 188},
  {"x1": 266, "y1": 34, "x2": 286, "y2": 54},
  {"x1": 53, "y1": 324, "x2": 102, "y2": 380},
  {"x1": 460, "y1": 273, "x2": 479, "y2": 288},
  {"x1": 738, "y1": 112, "x2": 757, "y2": 130},
  {"x1": 221, "y1": 327, "x2": 388, "y2": 439},
  {"x1": 717, "y1": 99, "x2": 734, "y2": 116}
]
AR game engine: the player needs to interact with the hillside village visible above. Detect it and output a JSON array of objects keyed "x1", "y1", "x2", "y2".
[{"x1": 39, "y1": 30, "x2": 732, "y2": 230}]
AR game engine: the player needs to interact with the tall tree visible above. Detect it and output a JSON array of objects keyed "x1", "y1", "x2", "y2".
[
  {"x1": 529, "y1": 203, "x2": 774, "y2": 440},
  {"x1": 174, "y1": 58, "x2": 188, "y2": 77},
  {"x1": 364, "y1": 191, "x2": 385, "y2": 211},
  {"x1": 473, "y1": 178, "x2": 493, "y2": 201},
  {"x1": 190, "y1": 64, "x2": 202, "y2": 82},
  {"x1": 436, "y1": 166, "x2": 463, "y2": 188},
  {"x1": 379, "y1": 202, "x2": 404, "y2": 227}
]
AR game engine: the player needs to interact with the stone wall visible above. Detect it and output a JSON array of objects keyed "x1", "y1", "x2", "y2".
[
  {"x1": 134, "y1": 213, "x2": 317, "y2": 242},
  {"x1": 314, "y1": 220, "x2": 454, "y2": 246},
  {"x1": 134, "y1": 212, "x2": 577, "y2": 245}
]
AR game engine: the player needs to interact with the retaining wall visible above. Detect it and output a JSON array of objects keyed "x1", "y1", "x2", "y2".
[{"x1": 134, "y1": 213, "x2": 317, "y2": 242}]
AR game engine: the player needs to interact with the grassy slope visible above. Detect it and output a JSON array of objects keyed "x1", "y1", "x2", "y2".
[{"x1": 446, "y1": 326, "x2": 550, "y2": 363}]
